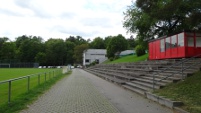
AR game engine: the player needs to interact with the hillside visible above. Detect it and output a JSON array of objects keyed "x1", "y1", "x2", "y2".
[
  {"x1": 154, "y1": 71, "x2": 201, "y2": 113},
  {"x1": 104, "y1": 54, "x2": 148, "y2": 64}
]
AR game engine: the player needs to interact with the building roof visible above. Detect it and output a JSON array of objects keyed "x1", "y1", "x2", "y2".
[{"x1": 119, "y1": 50, "x2": 134, "y2": 56}]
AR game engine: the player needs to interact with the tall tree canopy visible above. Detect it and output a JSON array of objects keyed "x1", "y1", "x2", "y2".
[
  {"x1": 90, "y1": 37, "x2": 105, "y2": 49},
  {"x1": 45, "y1": 39, "x2": 66, "y2": 66},
  {"x1": 107, "y1": 34, "x2": 128, "y2": 59},
  {"x1": 73, "y1": 44, "x2": 89, "y2": 64},
  {"x1": 123, "y1": 0, "x2": 201, "y2": 39}
]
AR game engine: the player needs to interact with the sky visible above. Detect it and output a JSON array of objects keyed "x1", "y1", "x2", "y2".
[{"x1": 0, "y1": 0, "x2": 133, "y2": 41}]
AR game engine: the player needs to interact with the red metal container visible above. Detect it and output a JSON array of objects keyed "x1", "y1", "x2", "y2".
[{"x1": 149, "y1": 31, "x2": 201, "y2": 60}]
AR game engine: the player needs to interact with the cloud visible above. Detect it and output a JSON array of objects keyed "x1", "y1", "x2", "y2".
[
  {"x1": 0, "y1": 0, "x2": 133, "y2": 41},
  {"x1": 81, "y1": 17, "x2": 112, "y2": 28}
]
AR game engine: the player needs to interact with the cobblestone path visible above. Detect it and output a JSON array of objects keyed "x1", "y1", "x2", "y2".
[{"x1": 21, "y1": 69, "x2": 119, "y2": 113}]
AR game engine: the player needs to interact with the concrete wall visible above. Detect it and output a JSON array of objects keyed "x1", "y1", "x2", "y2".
[{"x1": 83, "y1": 49, "x2": 108, "y2": 66}]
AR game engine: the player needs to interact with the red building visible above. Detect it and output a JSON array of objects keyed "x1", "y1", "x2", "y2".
[{"x1": 149, "y1": 31, "x2": 201, "y2": 60}]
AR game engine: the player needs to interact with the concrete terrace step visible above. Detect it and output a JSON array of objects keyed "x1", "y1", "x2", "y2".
[
  {"x1": 139, "y1": 76, "x2": 173, "y2": 84},
  {"x1": 158, "y1": 66, "x2": 199, "y2": 71},
  {"x1": 118, "y1": 68, "x2": 153, "y2": 73},
  {"x1": 130, "y1": 80, "x2": 162, "y2": 89},
  {"x1": 151, "y1": 70, "x2": 193, "y2": 77},
  {"x1": 85, "y1": 69, "x2": 126, "y2": 84},
  {"x1": 133, "y1": 77, "x2": 166, "y2": 86},
  {"x1": 122, "y1": 84, "x2": 146, "y2": 95},
  {"x1": 125, "y1": 82, "x2": 151, "y2": 91},
  {"x1": 144, "y1": 73, "x2": 182, "y2": 81},
  {"x1": 94, "y1": 68, "x2": 147, "y2": 77},
  {"x1": 87, "y1": 68, "x2": 135, "y2": 81}
]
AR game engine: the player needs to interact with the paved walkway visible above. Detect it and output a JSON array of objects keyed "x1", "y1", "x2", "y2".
[{"x1": 21, "y1": 69, "x2": 174, "y2": 113}]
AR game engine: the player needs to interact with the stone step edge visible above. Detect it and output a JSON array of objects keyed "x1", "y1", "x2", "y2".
[
  {"x1": 145, "y1": 92, "x2": 183, "y2": 108},
  {"x1": 173, "y1": 107, "x2": 190, "y2": 113}
]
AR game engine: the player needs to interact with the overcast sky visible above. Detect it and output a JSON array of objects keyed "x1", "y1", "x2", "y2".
[{"x1": 0, "y1": 0, "x2": 133, "y2": 41}]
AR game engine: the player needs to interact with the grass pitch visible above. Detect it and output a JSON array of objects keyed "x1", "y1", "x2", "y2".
[{"x1": 0, "y1": 68, "x2": 61, "y2": 105}]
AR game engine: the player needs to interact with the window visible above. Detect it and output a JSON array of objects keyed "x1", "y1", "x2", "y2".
[
  {"x1": 196, "y1": 33, "x2": 201, "y2": 36},
  {"x1": 165, "y1": 37, "x2": 170, "y2": 50},
  {"x1": 85, "y1": 59, "x2": 90, "y2": 63},
  {"x1": 160, "y1": 39, "x2": 165, "y2": 52},
  {"x1": 171, "y1": 35, "x2": 177, "y2": 48},
  {"x1": 178, "y1": 33, "x2": 184, "y2": 47},
  {"x1": 186, "y1": 32, "x2": 194, "y2": 37},
  {"x1": 187, "y1": 37, "x2": 194, "y2": 47},
  {"x1": 196, "y1": 37, "x2": 201, "y2": 47}
]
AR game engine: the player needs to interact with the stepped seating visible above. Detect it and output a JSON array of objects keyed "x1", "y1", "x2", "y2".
[{"x1": 85, "y1": 58, "x2": 201, "y2": 95}]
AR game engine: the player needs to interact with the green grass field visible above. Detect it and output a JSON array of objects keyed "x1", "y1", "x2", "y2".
[
  {"x1": 0, "y1": 68, "x2": 61, "y2": 106},
  {"x1": 104, "y1": 53, "x2": 148, "y2": 64}
]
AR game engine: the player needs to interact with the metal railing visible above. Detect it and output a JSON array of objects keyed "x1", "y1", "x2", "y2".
[
  {"x1": 153, "y1": 54, "x2": 201, "y2": 90},
  {"x1": 0, "y1": 69, "x2": 62, "y2": 104}
]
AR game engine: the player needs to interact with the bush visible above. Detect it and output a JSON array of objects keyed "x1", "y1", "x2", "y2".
[
  {"x1": 109, "y1": 57, "x2": 114, "y2": 61},
  {"x1": 135, "y1": 45, "x2": 145, "y2": 56}
]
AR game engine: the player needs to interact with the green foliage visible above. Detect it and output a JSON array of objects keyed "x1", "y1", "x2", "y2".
[
  {"x1": 1, "y1": 34, "x2": 132, "y2": 66},
  {"x1": 73, "y1": 44, "x2": 89, "y2": 63},
  {"x1": 105, "y1": 54, "x2": 148, "y2": 64},
  {"x1": 65, "y1": 41, "x2": 75, "y2": 65},
  {"x1": 0, "y1": 42, "x2": 16, "y2": 59},
  {"x1": 90, "y1": 37, "x2": 105, "y2": 49},
  {"x1": 45, "y1": 39, "x2": 67, "y2": 66},
  {"x1": 154, "y1": 71, "x2": 201, "y2": 113},
  {"x1": 87, "y1": 61, "x2": 97, "y2": 67},
  {"x1": 16, "y1": 35, "x2": 44, "y2": 62},
  {"x1": 123, "y1": 0, "x2": 201, "y2": 39},
  {"x1": 104, "y1": 36, "x2": 113, "y2": 48},
  {"x1": 106, "y1": 34, "x2": 128, "y2": 60},
  {"x1": 35, "y1": 52, "x2": 46, "y2": 66},
  {"x1": 127, "y1": 36, "x2": 136, "y2": 49},
  {"x1": 135, "y1": 45, "x2": 146, "y2": 56}
]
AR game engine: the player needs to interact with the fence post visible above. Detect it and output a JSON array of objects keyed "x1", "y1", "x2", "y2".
[
  {"x1": 181, "y1": 62, "x2": 183, "y2": 79},
  {"x1": 49, "y1": 72, "x2": 51, "y2": 79},
  {"x1": 8, "y1": 81, "x2": 11, "y2": 104},
  {"x1": 45, "y1": 73, "x2": 46, "y2": 82},
  {"x1": 38, "y1": 74, "x2": 40, "y2": 85},
  {"x1": 27, "y1": 76, "x2": 30, "y2": 92},
  {"x1": 152, "y1": 74, "x2": 155, "y2": 90}
]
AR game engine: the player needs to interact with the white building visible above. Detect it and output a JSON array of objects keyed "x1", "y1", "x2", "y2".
[{"x1": 83, "y1": 49, "x2": 107, "y2": 66}]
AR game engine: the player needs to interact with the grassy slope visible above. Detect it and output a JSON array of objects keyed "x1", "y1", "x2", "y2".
[
  {"x1": 154, "y1": 71, "x2": 201, "y2": 113},
  {"x1": 104, "y1": 54, "x2": 148, "y2": 64}
]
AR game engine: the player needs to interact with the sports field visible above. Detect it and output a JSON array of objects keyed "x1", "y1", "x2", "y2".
[{"x1": 0, "y1": 68, "x2": 62, "y2": 105}]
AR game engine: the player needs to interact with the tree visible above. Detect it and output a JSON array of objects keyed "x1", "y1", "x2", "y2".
[
  {"x1": 73, "y1": 44, "x2": 89, "y2": 64},
  {"x1": 106, "y1": 34, "x2": 128, "y2": 59},
  {"x1": 16, "y1": 35, "x2": 44, "y2": 62},
  {"x1": 123, "y1": 0, "x2": 201, "y2": 40},
  {"x1": 66, "y1": 41, "x2": 75, "y2": 65},
  {"x1": 15, "y1": 35, "x2": 29, "y2": 48},
  {"x1": 66, "y1": 36, "x2": 87, "y2": 45},
  {"x1": 45, "y1": 39, "x2": 67, "y2": 66},
  {"x1": 104, "y1": 36, "x2": 113, "y2": 49},
  {"x1": 35, "y1": 52, "x2": 46, "y2": 66},
  {"x1": 90, "y1": 37, "x2": 105, "y2": 49},
  {"x1": 0, "y1": 41, "x2": 16, "y2": 59},
  {"x1": 127, "y1": 35, "x2": 136, "y2": 49}
]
